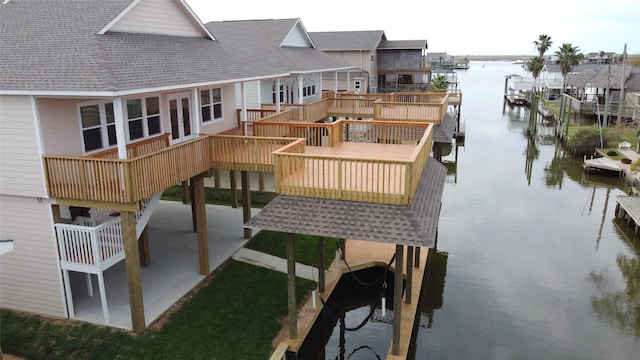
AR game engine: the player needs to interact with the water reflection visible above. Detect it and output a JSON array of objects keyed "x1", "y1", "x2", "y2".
[
  {"x1": 419, "y1": 248, "x2": 449, "y2": 329},
  {"x1": 589, "y1": 249, "x2": 640, "y2": 339},
  {"x1": 296, "y1": 267, "x2": 396, "y2": 360}
]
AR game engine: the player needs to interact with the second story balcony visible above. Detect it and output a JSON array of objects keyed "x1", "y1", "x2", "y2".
[{"x1": 43, "y1": 120, "x2": 433, "y2": 208}]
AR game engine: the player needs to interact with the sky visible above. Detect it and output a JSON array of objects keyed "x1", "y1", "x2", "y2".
[{"x1": 185, "y1": 0, "x2": 640, "y2": 56}]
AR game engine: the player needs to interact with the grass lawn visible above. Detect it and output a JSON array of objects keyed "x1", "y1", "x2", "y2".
[
  {"x1": 246, "y1": 230, "x2": 339, "y2": 268},
  {"x1": 1, "y1": 261, "x2": 314, "y2": 360},
  {"x1": 161, "y1": 185, "x2": 277, "y2": 208}
]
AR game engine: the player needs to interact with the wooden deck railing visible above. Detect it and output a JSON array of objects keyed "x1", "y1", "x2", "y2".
[
  {"x1": 210, "y1": 135, "x2": 300, "y2": 172},
  {"x1": 236, "y1": 108, "x2": 278, "y2": 129},
  {"x1": 260, "y1": 102, "x2": 328, "y2": 122},
  {"x1": 88, "y1": 134, "x2": 170, "y2": 159},
  {"x1": 273, "y1": 121, "x2": 433, "y2": 204},
  {"x1": 373, "y1": 98, "x2": 446, "y2": 124},
  {"x1": 44, "y1": 136, "x2": 210, "y2": 204}
]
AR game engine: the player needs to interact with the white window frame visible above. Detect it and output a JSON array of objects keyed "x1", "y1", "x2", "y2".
[
  {"x1": 303, "y1": 77, "x2": 316, "y2": 98},
  {"x1": 77, "y1": 100, "x2": 116, "y2": 155},
  {"x1": 370, "y1": 54, "x2": 375, "y2": 63},
  {"x1": 123, "y1": 95, "x2": 163, "y2": 141},
  {"x1": 200, "y1": 88, "x2": 223, "y2": 124}
]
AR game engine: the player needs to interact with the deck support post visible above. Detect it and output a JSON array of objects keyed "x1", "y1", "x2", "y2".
[
  {"x1": 318, "y1": 237, "x2": 326, "y2": 293},
  {"x1": 51, "y1": 204, "x2": 63, "y2": 223},
  {"x1": 190, "y1": 177, "x2": 196, "y2": 232},
  {"x1": 414, "y1": 247, "x2": 421, "y2": 268},
  {"x1": 433, "y1": 143, "x2": 442, "y2": 162},
  {"x1": 214, "y1": 169, "x2": 220, "y2": 188},
  {"x1": 392, "y1": 244, "x2": 404, "y2": 355},
  {"x1": 241, "y1": 171, "x2": 252, "y2": 239},
  {"x1": 258, "y1": 172, "x2": 265, "y2": 192},
  {"x1": 406, "y1": 246, "x2": 414, "y2": 304},
  {"x1": 122, "y1": 210, "x2": 145, "y2": 333},
  {"x1": 230, "y1": 171, "x2": 238, "y2": 208},
  {"x1": 286, "y1": 233, "x2": 297, "y2": 340},
  {"x1": 339, "y1": 238, "x2": 346, "y2": 259},
  {"x1": 139, "y1": 226, "x2": 150, "y2": 267},
  {"x1": 193, "y1": 175, "x2": 209, "y2": 275},
  {"x1": 181, "y1": 180, "x2": 190, "y2": 204}
]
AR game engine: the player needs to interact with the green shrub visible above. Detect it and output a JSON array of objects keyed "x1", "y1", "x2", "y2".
[
  {"x1": 607, "y1": 150, "x2": 618, "y2": 156},
  {"x1": 568, "y1": 126, "x2": 611, "y2": 155}
]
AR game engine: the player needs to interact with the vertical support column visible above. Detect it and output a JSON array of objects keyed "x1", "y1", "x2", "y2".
[
  {"x1": 214, "y1": 169, "x2": 220, "y2": 188},
  {"x1": 181, "y1": 180, "x2": 190, "y2": 204},
  {"x1": 414, "y1": 247, "x2": 421, "y2": 268},
  {"x1": 392, "y1": 244, "x2": 404, "y2": 356},
  {"x1": 190, "y1": 177, "x2": 197, "y2": 232},
  {"x1": 192, "y1": 175, "x2": 209, "y2": 275},
  {"x1": 51, "y1": 204, "x2": 63, "y2": 223},
  {"x1": 121, "y1": 210, "x2": 145, "y2": 333},
  {"x1": 405, "y1": 246, "x2": 414, "y2": 304},
  {"x1": 230, "y1": 171, "x2": 238, "y2": 208},
  {"x1": 286, "y1": 233, "x2": 297, "y2": 340},
  {"x1": 258, "y1": 173, "x2": 265, "y2": 192},
  {"x1": 241, "y1": 171, "x2": 252, "y2": 239},
  {"x1": 139, "y1": 226, "x2": 151, "y2": 267},
  {"x1": 433, "y1": 143, "x2": 443, "y2": 162},
  {"x1": 318, "y1": 237, "x2": 326, "y2": 293}
]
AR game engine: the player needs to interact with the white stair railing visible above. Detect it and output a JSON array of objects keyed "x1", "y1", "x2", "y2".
[{"x1": 55, "y1": 191, "x2": 162, "y2": 324}]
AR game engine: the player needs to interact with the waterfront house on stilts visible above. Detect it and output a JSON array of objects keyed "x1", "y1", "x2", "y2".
[{"x1": 1, "y1": 0, "x2": 453, "y2": 356}]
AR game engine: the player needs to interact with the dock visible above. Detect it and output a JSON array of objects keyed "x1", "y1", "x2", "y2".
[
  {"x1": 615, "y1": 195, "x2": 640, "y2": 235},
  {"x1": 583, "y1": 156, "x2": 624, "y2": 175},
  {"x1": 272, "y1": 239, "x2": 429, "y2": 359}
]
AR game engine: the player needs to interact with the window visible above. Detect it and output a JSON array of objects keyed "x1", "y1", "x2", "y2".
[
  {"x1": 200, "y1": 88, "x2": 222, "y2": 122},
  {"x1": 272, "y1": 81, "x2": 284, "y2": 103},
  {"x1": 370, "y1": 54, "x2": 375, "y2": 63},
  {"x1": 126, "y1": 96, "x2": 162, "y2": 140},
  {"x1": 79, "y1": 102, "x2": 116, "y2": 153},
  {"x1": 304, "y1": 78, "x2": 316, "y2": 98}
]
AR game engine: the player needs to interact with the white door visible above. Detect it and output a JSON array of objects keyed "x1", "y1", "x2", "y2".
[{"x1": 167, "y1": 93, "x2": 193, "y2": 143}]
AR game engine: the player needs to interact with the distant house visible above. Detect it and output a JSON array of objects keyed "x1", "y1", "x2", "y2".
[
  {"x1": 0, "y1": 0, "x2": 353, "y2": 332},
  {"x1": 583, "y1": 52, "x2": 617, "y2": 64},
  {"x1": 566, "y1": 65, "x2": 640, "y2": 119},
  {"x1": 309, "y1": 30, "x2": 429, "y2": 93}
]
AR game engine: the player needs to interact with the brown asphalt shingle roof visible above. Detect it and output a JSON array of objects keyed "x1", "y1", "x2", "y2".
[{"x1": 245, "y1": 158, "x2": 446, "y2": 247}]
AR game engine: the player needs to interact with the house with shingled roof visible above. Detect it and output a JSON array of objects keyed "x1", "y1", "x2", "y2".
[
  {"x1": 309, "y1": 30, "x2": 430, "y2": 94},
  {"x1": 0, "y1": 0, "x2": 355, "y2": 332}
]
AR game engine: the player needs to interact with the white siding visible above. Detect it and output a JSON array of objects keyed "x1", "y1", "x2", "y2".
[
  {"x1": 0, "y1": 95, "x2": 47, "y2": 198},
  {"x1": 235, "y1": 81, "x2": 261, "y2": 109},
  {"x1": 0, "y1": 195, "x2": 66, "y2": 318},
  {"x1": 282, "y1": 23, "x2": 312, "y2": 48},
  {"x1": 38, "y1": 98, "x2": 84, "y2": 156},
  {"x1": 110, "y1": 0, "x2": 206, "y2": 37}
]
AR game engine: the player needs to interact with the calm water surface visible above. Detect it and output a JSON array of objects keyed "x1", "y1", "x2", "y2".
[{"x1": 316, "y1": 61, "x2": 640, "y2": 359}]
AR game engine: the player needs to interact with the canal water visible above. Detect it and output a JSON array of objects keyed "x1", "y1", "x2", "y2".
[{"x1": 306, "y1": 61, "x2": 640, "y2": 359}]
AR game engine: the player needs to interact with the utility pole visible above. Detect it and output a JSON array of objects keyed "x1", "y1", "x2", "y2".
[{"x1": 616, "y1": 44, "x2": 628, "y2": 126}]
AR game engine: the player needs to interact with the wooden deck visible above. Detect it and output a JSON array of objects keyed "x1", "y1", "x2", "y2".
[{"x1": 279, "y1": 239, "x2": 428, "y2": 359}]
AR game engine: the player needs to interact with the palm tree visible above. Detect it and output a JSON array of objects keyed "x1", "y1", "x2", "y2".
[
  {"x1": 554, "y1": 43, "x2": 582, "y2": 91},
  {"x1": 533, "y1": 34, "x2": 553, "y2": 58},
  {"x1": 526, "y1": 56, "x2": 545, "y2": 94},
  {"x1": 598, "y1": 50, "x2": 605, "y2": 64}
]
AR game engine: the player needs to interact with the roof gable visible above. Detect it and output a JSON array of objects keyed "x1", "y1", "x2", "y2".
[
  {"x1": 100, "y1": 0, "x2": 214, "y2": 40},
  {"x1": 281, "y1": 20, "x2": 314, "y2": 48}
]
